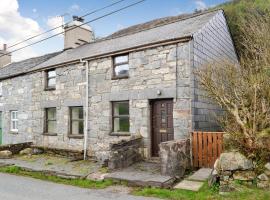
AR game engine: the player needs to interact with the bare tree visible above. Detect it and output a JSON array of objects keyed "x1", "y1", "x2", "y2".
[{"x1": 196, "y1": 11, "x2": 270, "y2": 163}]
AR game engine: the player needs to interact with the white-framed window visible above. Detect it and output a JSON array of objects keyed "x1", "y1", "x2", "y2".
[
  {"x1": 45, "y1": 69, "x2": 56, "y2": 90},
  {"x1": 0, "y1": 82, "x2": 2, "y2": 96},
  {"x1": 10, "y1": 110, "x2": 18, "y2": 132},
  {"x1": 112, "y1": 54, "x2": 129, "y2": 78}
]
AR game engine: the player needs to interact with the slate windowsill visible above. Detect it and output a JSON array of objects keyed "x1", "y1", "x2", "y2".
[
  {"x1": 44, "y1": 87, "x2": 56, "y2": 91},
  {"x1": 9, "y1": 131, "x2": 19, "y2": 135},
  {"x1": 109, "y1": 132, "x2": 131, "y2": 136},
  {"x1": 68, "y1": 134, "x2": 84, "y2": 139},
  {"x1": 43, "y1": 133, "x2": 57, "y2": 136}
]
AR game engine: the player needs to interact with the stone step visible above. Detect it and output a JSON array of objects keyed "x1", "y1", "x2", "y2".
[
  {"x1": 105, "y1": 171, "x2": 175, "y2": 188},
  {"x1": 186, "y1": 168, "x2": 212, "y2": 182},
  {"x1": 174, "y1": 180, "x2": 204, "y2": 191}
]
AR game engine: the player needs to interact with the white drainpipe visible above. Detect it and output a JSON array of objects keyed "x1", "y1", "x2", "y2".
[{"x1": 80, "y1": 59, "x2": 89, "y2": 160}]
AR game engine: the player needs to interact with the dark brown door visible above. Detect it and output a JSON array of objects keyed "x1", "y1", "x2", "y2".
[{"x1": 151, "y1": 99, "x2": 174, "y2": 157}]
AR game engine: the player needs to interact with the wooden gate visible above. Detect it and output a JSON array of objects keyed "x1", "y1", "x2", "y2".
[{"x1": 191, "y1": 132, "x2": 224, "y2": 168}]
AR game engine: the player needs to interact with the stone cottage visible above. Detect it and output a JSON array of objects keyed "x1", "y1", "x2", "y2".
[{"x1": 0, "y1": 10, "x2": 237, "y2": 161}]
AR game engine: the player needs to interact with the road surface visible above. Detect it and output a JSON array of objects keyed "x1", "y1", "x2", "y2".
[{"x1": 0, "y1": 173, "x2": 158, "y2": 200}]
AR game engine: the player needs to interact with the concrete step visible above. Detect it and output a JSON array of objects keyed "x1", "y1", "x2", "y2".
[
  {"x1": 186, "y1": 168, "x2": 212, "y2": 182},
  {"x1": 105, "y1": 171, "x2": 175, "y2": 188},
  {"x1": 174, "y1": 180, "x2": 204, "y2": 191}
]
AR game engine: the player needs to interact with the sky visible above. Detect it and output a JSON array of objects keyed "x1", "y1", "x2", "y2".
[{"x1": 0, "y1": 0, "x2": 229, "y2": 62}]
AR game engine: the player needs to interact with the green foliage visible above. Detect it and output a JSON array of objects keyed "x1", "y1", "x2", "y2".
[
  {"x1": 218, "y1": 0, "x2": 270, "y2": 55},
  {"x1": 133, "y1": 182, "x2": 270, "y2": 200},
  {"x1": 0, "y1": 166, "x2": 114, "y2": 189}
]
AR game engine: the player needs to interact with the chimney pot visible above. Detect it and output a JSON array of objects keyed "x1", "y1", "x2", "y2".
[
  {"x1": 3, "y1": 44, "x2": 7, "y2": 51},
  {"x1": 72, "y1": 15, "x2": 84, "y2": 23}
]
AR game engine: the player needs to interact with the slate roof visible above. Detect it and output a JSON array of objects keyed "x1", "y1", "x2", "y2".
[
  {"x1": 0, "y1": 52, "x2": 61, "y2": 80},
  {"x1": 35, "y1": 10, "x2": 221, "y2": 70},
  {"x1": 0, "y1": 9, "x2": 222, "y2": 79}
]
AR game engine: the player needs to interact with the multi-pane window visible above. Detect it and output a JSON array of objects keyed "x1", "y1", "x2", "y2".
[
  {"x1": 10, "y1": 111, "x2": 18, "y2": 132},
  {"x1": 70, "y1": 107, "x2": 84, "y2": 135},
  {"x1": 112, "y1": 101, "x2": 129, "y2": 133},
  {"x1": 45, "y1": 69, "x2": 56, "y2": 89},
  {"x1": 113, "y1": 55, "x2": 129, "y2": 78},
  {"x1": 45, "y1": 108, "x2": 56, "y2": 134}
]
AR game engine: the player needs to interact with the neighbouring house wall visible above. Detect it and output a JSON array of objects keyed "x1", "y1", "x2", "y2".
[
  {"x1": 191, "y1": 10, "x2": 238, "y2": 131},
  {"x1": 87, "y1": 42, "x2": 192, "y2": 161},
  {"x1": 0, "y1": 64, "x2": 86, "y2": 150}
]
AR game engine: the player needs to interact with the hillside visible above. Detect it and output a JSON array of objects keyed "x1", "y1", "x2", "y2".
[{"x1": 218, "y1": 0, "x2": 270, "y2": 55}]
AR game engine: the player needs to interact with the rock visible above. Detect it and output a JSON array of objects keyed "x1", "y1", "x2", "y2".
[
  {"x1": 208, "y1": 169, "x2": 219, "y2": 187},
  {"x1": 257, "y1": 181, "x2": 270, "y2": 189},
  {"x1": 214, "y1": 158, "x2": 221, "y2": 172},
  {"x1": 257, "y1": 173, "x2": 269, "y2": 181},
  {"x1": 19, "y1": 148, "x2": 33, "y2": 155},
  {"x1": 159, "y1": 139, "x2": 190, "y2": 178},
  {"x1": 233, "y1": 171, "x2": 256, "y2": 181},
  {"x1": 265, "y1": 163, "x2": 270, "y2": 176},
  {"x1": 219, "y1": 184, "x2": 235, "y2": 194},
  {"x1": 219, "y1": 152, "x2": 253, "y2": 171},
  {"x1": 0, "y1": 150, "x2": 12, "y2": 159},
  {"x1": 265, "y1": 163, "x2": 270, "y2": 170},
  {"x1": 87, "y1": 172, "x2": 109, "y2": 181},
  {"x1": 32, "y1": 148, "x2": 44, "y2": 155}
]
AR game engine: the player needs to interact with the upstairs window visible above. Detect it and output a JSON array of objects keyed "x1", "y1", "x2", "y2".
[
  {"x1": 113, "y1": 54, "x2": 129, "y2": 78},
  {"x1": 70, "y1": 107, "x2": 84, "y2": 135},
  {"x1": 10, "y1": 111, "x2": 18, "y2": 132},
  {"x1": 45, "y1": 108, "x2": 57, "y2": 134},
  {"x1": 112, "y1": 101, "x2": 130, "y2": 133},
  {"x1": 45, "y1": 69, "x2": 56, "y2": 90}
]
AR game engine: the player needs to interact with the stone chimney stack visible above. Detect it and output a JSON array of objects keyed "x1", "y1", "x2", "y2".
[
  {"x1": 0, "y1": 44, "x2": 11, "y2": 68},
  {"x1": 64, "y1": 16, "x2": 94, "y2": 50}
]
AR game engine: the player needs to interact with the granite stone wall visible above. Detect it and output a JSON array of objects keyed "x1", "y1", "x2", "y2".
[
  {"x1": 87, "y1": 43, "x2": 192, "y2": 161},
  {"x1": 1, "y1": 42, "x2": 193, "y2": 161},
  {"x1": 0, "y1": 64, "x2": 86, "y2": 151}
]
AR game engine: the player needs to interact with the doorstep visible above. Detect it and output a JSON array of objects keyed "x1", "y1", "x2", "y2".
[{"x1": 105, "y1": 161, "x2": 175, "y2": 188}]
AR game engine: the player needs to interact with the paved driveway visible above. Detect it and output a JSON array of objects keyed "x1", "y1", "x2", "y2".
[{"x1": 0, "y1": 173, "x2": 158, "y2": 200}]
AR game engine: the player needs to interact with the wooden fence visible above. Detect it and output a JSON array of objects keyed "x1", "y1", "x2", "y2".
[{"x1": 191, "y1": 132, "x2": 224, "y2": 168}]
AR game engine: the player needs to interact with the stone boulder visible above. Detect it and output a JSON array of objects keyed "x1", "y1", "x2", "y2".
[
  {"x1": 233, "y1": 170, "x2": 256, "y2": 181},
  {"x1": 160, "y1": 139, "x2": 190, "y2": 178},
  {"x1": 219, "y1": 152, "x2": 253, "y2": 171},
  {"x1": 0, "y1": 150, "x2": 12, "y2": 159},
  {"x1": 19, "y1": 148, "x2": 33, "y2": 155},
  {"x1": 257, "y1": 173, "x2": 269, "y2": 181},
  {"x1": 32, "y1": 148, "x2": 44, "y2": 155},
  {"x1": 265, "y1": 163, "x2": 270, "y2": 176}
]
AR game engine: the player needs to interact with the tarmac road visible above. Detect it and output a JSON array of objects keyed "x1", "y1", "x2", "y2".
[{"x1": 0, "y1": 173, "x2": 158, "y2": 200}]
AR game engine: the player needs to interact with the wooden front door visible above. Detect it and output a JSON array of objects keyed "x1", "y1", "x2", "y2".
[{"x1": 151, "y1": 99, "x2": 174, "y2": 157}]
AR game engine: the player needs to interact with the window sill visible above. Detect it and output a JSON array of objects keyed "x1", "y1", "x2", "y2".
[
  {"x1": 111, "y1": 76, "x2": 129, "y2": 80},
  {"x1": 44, "y1": 87, "x2": 56, "y2": 91},
  {"x1": 43, "y1": 133, "x2": 57, "y2": 136},
  {"x1": 9, "y1": 131, "x2": 19, "y2": 135},
  {"x1": 68, "y1": 134, "x2": 84, "y2": 139},
  {"x1": 109, "y1": 132, "x2": 131, "y2": 136}
]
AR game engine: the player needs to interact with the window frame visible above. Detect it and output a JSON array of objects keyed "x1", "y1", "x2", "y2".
[
  {"x1": 44, "y1": 107, "x2": 57, "y2": 135},
  {"x1": 111, "y1": 101, "x2": 130, "y2": 135},
  {"x1": 10, "y1": 110, "x2": 18, "y2": 133},
  {"x1": 112, "y1": 54, "x2": 129, "y2": 79},
  {"x1": 69, "y1": 106, "x2": 84, "y2": 138},
  {"x1": 45, "y1": 69, "x2": 56, "y2": 90}
]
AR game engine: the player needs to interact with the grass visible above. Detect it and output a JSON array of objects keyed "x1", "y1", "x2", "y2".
[
  {"x1": 133, "y1": 182, "x2": 270, "y2": 200},
  {"x1": 0, "y1": 165, "x2": 269, "y2": 200},
  {"x1": 0, "y1": 165, "x2": 114, "y2": 189}
]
